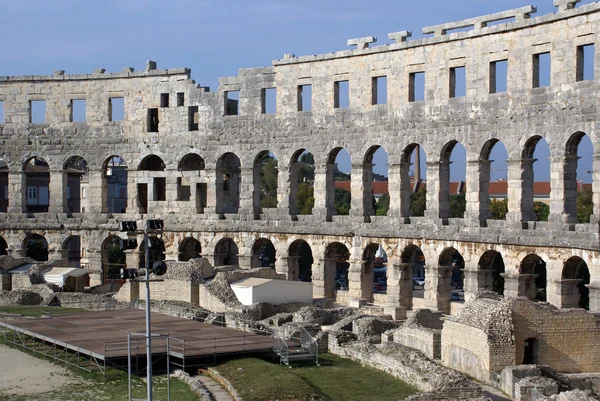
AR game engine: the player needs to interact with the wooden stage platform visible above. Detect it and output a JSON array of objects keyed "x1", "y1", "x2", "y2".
[{"x1": 0, "y1": 309, "x2": 275, "y2": 362}]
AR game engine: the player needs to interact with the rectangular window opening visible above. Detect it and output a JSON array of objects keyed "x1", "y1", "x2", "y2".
[
  {"x1": 225, "y1": 91, "x2": 240, "y2": 116},
  {"x1": 449, "y1": 67, "x2": 466, "y2": 98},
  {"x1": 409, "y1": 72, "x2": 425, "y2": 102},
  {"x1": 71, "y1": 99, "x2": 86, "y2": 122},
  {"x1": 298, "y1": 84, "x2": 312, "y2": 111},
  {"x1": 197, "y1": 183, "x2": 207, "y2": 214},
  {"x1": 160, "y1": 93, "x2": 170, "y2": 108},
  {"x1": 533, "y1": 52, "x2": 551, "y2": 88},
  {"x1": 177, "y1": 92, "x2": 185, "y2": 107},
  {"x1": 490, "y1": 60, "x2": 508, "y2": 94},
  {"x1": 154, "y1": 177, "x2": 166, "y2": 201},
  {"x1": 147, "y1": 108, "x2": 159, "y2": 132},
  {"x1": 262, "y1": 88, "x2": 276, "y2": 114},
  {"x1": 188, "y1": 106, "x2": 199, "y2": 131},
  {"x1": 0, "y1": 101, "x2": 4, "y2": 123},
  {"x1": 109, "y1": 97, "x2": 124, "y2": 121},
  {"x1": 577, "y1": 44, "x2": 595, "y2": 82},
  {"x1": 372, "y1": 76, "x2": 387, "y2": 105},
  {"x1": 334, "y1": 80, "x2": 349, "y2": 109},
  {"x1": 177, "y1": 177, "x2": 191, "y2": 201},
  {"x1": 30, "y1": 100, "x2": 46, "y2": 123}
]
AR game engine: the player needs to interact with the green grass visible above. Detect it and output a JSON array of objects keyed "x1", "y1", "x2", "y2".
[
  {"x1": 0, "y1": 305, "x2": 87, "y2": 318},
  {"x1": 215, "y1": 354, "x2": 418, "y2": 401}
]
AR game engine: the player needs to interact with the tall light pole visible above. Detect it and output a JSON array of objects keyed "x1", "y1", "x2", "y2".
[{"x1": 144, "y1": 220, "x2": 152, "y2": 401}]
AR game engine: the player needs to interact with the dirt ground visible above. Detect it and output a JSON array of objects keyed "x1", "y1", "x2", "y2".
[{"x1": 0, "y1": 344, "x2": 80, "y2": 397}]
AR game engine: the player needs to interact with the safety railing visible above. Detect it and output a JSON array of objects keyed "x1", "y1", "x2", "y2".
[
  {"x1": 299, "y1": 325, "x2": 319, "y2": 366},
  {"x1": 273, "y1": 335, "x2": 290, "y2": 366}
]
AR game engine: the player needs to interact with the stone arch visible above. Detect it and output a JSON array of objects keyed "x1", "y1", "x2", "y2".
[
  {"x1": 178, "y1": 237, "x2": 202, "y2": 262},
  {"x1": 251, "y1": 238, "x2": 276, "y2": 269},
  {"x1": 520, "y1": 254, "x2": 547, "y2": 302},
  {"x1": 477, "y1": 250, "x2": 506, "y2": 295},
  {"x1": 289, "y1": 149, "x2": 315, "y2": 216},
  {"x1": 253, "y1": 151, "x2": 278, "y2": 216},
  {"x1": 288, "y1": 239, "x2": 313, "y2": 282},
  {"x1": 62, "y1": 235, "x2": 82, "y2": 266},
  {"x1": 519, "y1": 136, "x2": 550, "y2": 222},
  {"x1": 214, "y1": 238, "x2": 239, "y2": 267},
  {"x1": 63, "y1": 156, "x2": 89, "y2": 213},
  {"x1": 176, "y1": 154, "x2": 206, "y2": 209},
  {"x1": 23, "y1": 233, "x2": 49, "y2": 262},
  {"x1": 401, "y1": 244, "x2": 425, "y2": 282},
  {"x1": 363, "y1": 243, "x2": 388, "y2": 297},
  {"x1": 438, "y1": 247, "x2": 465, "y2": 292},
  {"x1": 564, "y1": 132, "x2": 594, "y2": 223},
  {"x1": 401, "y1": 144, "x2": 427, "y2": 218},
  {"x1": 324, "y1": 242, "x2": 350, "y2": 300},
  {"x1": 477, "y1": 139, "x2": 509, "y2": 222},
  {"x1": 138, "y1": 236, "x2": 165, "y2": 270},
  {"x1": 178, "y1": 153, "x2": 205, "y2": 171},
  {"x1": 100, "y1": 235, "x2": 125, "y2": 283},
  {"x1": 23, "y1": 156, "x2": 50, "y2": 214},
  {"x1": 364, "y1": 145, "x2": 389, "y2": 217},
  {"x1": 438, "y1": 140, "x2": 467, "y2": 219},
  {"x1": 562, "y1": 256, "x2": 591, "y2": 309},
  {"x1": 138, "y1": 155, "x2": 166, "y2": 171},
  {"x1": 326, "y1": 147, "x2": 351, "y2": 218},
  {"x1": 216, "y1": 152, "x2": 241, "y2": 215},
  {"x1": 102, "y1": 155, "x2": 128, "y2": 214}
]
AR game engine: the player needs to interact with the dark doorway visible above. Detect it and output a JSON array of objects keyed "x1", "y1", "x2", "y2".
[
  {"x1": 523, "y1": 338, "x2": 538, "y2": 365},
  {"x1": 138, "y1": 183, "x2": 148, "y2": 213}
]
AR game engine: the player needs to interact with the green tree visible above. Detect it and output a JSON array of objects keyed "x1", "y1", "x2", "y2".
[
  {"x1": 410, "y1": 187, "x2": 427, "y2": 217},
  {"x1": 334, "y1": 188, "x2": 351, "y2": 215},
  {"x1": 533, "y1": 201, "x2": 550, "y2": 222},
  {"x1": 107, "y1": 243, "x2": 126, "y2": 279},
  {"x1": 260, "y1": 155, "x2": 278, "y2": 208},
  {"x1": 449, "y1": 193, "x2": 466, "y2": 218},
  {"x1": 490, "y1": 199, "x2": 508, "y2": 220},
  {"x1": 297, "y1": 182, "x2": 315, "y2": 215},
  {"x1": 577, "y1": 187, "x2": 593, "y2": 223},
  {"x1": 298, "y1": 153, "x2": 315, "y2": 184},
  {"x1": 376, "y1": 192, "x2": 390, "y2": 216}
]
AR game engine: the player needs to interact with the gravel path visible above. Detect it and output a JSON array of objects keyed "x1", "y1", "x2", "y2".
[
  {"x1": 196, "y1": 375, "x2": 236, "y2": 401},
  {"x1": 0, "y1": 344, "x2": 79, "y2": 397}
]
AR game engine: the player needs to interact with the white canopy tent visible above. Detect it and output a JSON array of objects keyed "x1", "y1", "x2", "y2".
[
  {"x1": 42, "y1": 267, "x2": 97, "y2": 287},
  {"x1": 230, "y1": 278, "x2": 313, "y2": 306}
]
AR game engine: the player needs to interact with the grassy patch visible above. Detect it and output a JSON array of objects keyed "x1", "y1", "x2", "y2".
[
  {"x1": 0, "y1": 306, "x2": 87, "y2": 318},
  {"x1": 216, "y1": 354, "x2": 418, "y2": 401}
]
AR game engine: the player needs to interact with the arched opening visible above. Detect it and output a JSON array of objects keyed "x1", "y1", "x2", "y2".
[
  {"x1": 139, "y1": 155, "x2": 166, "y2": 171},
  {"x1": 24, "y1": 157, "x2": 50, "y2": 214},
  {"x1": 523, "y1": 137, "x2": 551, "y2": 222},
  {"x1": 138, "y1": 155, "x2": 167, "y2": 209},
  {"x1": 441, "y1": 141, "x2": 466, "y2": 219},
  {"x1": 139, "y1": 237, "x2": 165, "y2": 270},
  {"x1": 101, "y1": 235, "x2": 125, "y2": 282},
  {"x1": 0, "y1": 236, "x2": 8, "y2": 255},
  {"x1": 178, "y1": 237, "x2": 201, "y2": 262},
  {"x1": 566, "y1": 132, "x2": 594, "y2": 223},
  {"x1": 0, "y1": 159, "x2": 8, "y2": 213},
  {"x1": 400, "y1": 244, "x2": 425, "y2": 306},
  {"x1": 402, "y1": 144, "x2": 427, "y2": 218},
  {"x1": 290, "y1": 150, "x2": 315, "y2": 216},
  {"x1": 325, "y1": 242, "x2": 350, "y2": 300},
  {"x1": 520, "y1": 254, "x2": 547, "y2": 302},
  {"x1": 177, "y1": 154, "x2": 206, "y2": 213},
  {"x1": 254, "y1": 151, "x2": 278, "y2": 215},
  {"x1": 481, "y1": 140, "x2": 509, "y2": 220},
  {"x1": 251, "y1": 238, "x2": 276, "y2": 269},
  {"x1": 478, "y1": 250, "x2": 505, "y2": 295},
  {"x1": 63, "y1": 235, "x2": 82, "y2": 266},
  {"x1": 102, "y1": 156, "x2": 128, "y2": 214},
  {"x1": 24, "y1": 234, "x2": 48, "y2": 262},
  {"x1": 216, "y1": 153, "x2": 241, "y2": 215},
  {"x1": 64, "y1": 156, "x2": 89, "y2": 213},
  {"x1": 364, "y1": 244, "x2": 388, "y2": 296},
  {"x1": 439, "y1": 247, "x2": 465, "y2": 301},
  {"x1": 214, "y1": 238, "x2": 239, "y2": 267},
  {"x1": 328, "y1": 148, "x2": 351, "y2": 217},
  {"x1": 562, "y1": 256, "x2": 591, "y2": 309},
  {"x1": 288, "y1": 240, "x2": 313, "y2": 282},
  {"x1": 365, "y1": 146, "x2": 389, "y2": 217}
]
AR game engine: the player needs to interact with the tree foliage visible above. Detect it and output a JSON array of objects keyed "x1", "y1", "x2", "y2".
[
  {"x1": 490, "y1": 199, "x2": 508, "y2": 220},
  {"x1": 577, "y1": 187, "x2": 593, "y2": 223},
  {"x1": 297, "y1": 183, "x2": 315, "y2": 215},
  {"x1": 533, "y1": 201, "x2": 550, "y2": 222},
  {"x1": 334, "y1": 188, "x2": 351, "y2": 215},
  {"x1": 260, "y1": 155, "x2": 278, "y2": 208},
  {"x1": 449, "y1": 194, "x2": 466, "y2": 218},
  {"x1": 410, "y1": 187, "x2": 427, "y2": 217},
  {"x1": 376, "y1": 192, "x2": 390, "y2": 216}
]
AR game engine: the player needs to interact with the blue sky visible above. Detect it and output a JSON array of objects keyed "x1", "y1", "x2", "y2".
[{"x1": 0, "y1": 0, "x2": 595, "y2": 182}]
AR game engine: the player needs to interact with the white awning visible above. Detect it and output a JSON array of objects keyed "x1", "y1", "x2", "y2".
[
  {"x1": 42, "y1": 267, "x2": 97, "y2": 287},
  {"x1": 8, "y1": 264, "x2": 34, "y2": 274},
  {"x1": 230, "y1": 278, "x2": 313, "y2": 306}
]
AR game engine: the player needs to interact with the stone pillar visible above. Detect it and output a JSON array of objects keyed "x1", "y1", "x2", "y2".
[
  {"x1": 424, "y1": 265, "x2": 452, "y2": 314},
  {"x1": 49, "y1": 170, "x2": 67, "y2": 214},
  {"x1": 465, "y1": 159, "x2": 492, "y2": 225},
  {"x1": 87, "y1": 249, "x2": 103, "y2": 286},
  {"x1": 127, "y1": 170, "x2": 140, "y2": 215},
  {"x1": 350, "y1": 163, "x2": 373, "y2": 220},
  {"x1": 587, "y1": 284, "x2": 600, "y2": 312},
  {"x1": 387, "y1": 262, "x2": 413, "y2": 310},
  {"x1": 547, "y1": 279, "x2": 581, "y2": 309},
  {"x1": 285, "y1": 256, "x2": 300, "y2": 281},
  {"x1": 591, "y1": 155, "x2": 600, "y2": 224},
  {"x1": 348, "y1": 259, "x2": 363, "y2": 300},
  {"x1": 87, "y1": 169, "x2": 104, "y2": 214},
  {"x1": 238, "y1": 166, "x2": 255, "y2": 219},
  {"x1": 463, "y1": 268, "x2": 486, "y2": 302},
  {"x1": 388, "y1": 162, "x2": 412, "y2": 221},
  {"x1": 125, "y1": 248, "x2": 141, "y2": 270},
  {"x1": 8, "y1": 171, "x2": 24, "y2": 214},
  {"x1": 274, "y1": 255, "x2": 290, "y2": 279},
  {"x1": 204, "y1": 167, "x2": 218, "y2": 216},
  {"x1": 425, "y1": 161, "x2": 451, "y2": 221},
  {"x1": 312, "y1": 258, "x2": 334, "y2": 299},
  {"x1": 312, "y1": 163, "x2": 335, "y2": 220},
  {"x1": 278, "y1": 161, "x2": 292, "y2": 216},
  {"x1": 503, "y1": 273, "x2": 538, "y2": 300},
  {"x1": 549, "y1": 155, "x2": 579, "y2": 226},
  {"x1": 238, "y1": 254, "x2": 253, "y2": 269},
  {"x1": 506, "y1": 159, "x2": 536, "y2": 224}
]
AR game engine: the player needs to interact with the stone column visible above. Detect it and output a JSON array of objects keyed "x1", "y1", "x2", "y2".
[
  {"x1": 312, "y1": 258, "x2": 329, "y2": 299},
  {"x1": 350, "y1": 163, "x2": 374, "y2": 220},
  {"x1": 549, "y1": 155, "x2": 579, "y2": 225},
  {"x1": 8, "y1": 171, "x2": 24, "y2": 214},
  {"x1": 504, "y1": 273, "x2": 538, "y2": 300},
  {"x1": 312, "y1": 163, "x2": 334, "y2": 220},
  {"x1": 388, "y1": 162, "x2": 412, "y2": 221},
  {"x1": 387, "y1": 262, "x2": 413, "y2": 310},
  {"x1": 590, "y1": 155, "x2": 600, "y2": 224},
  {"x1": 276, "y1": 161, "x2": 291, "y2": 217},
  {"x1": 127, "y1": 170, "x2": 140, "y2": 215},
  {"x1": 465, "y1": 159, "x2": 492, "y2": 226},
  {"x1": 506, "y1": 159, "x2": 536, "y2": 224},
  {"x1": 348, "y1": 259, "x2": 363, "y2": 300},
  {"x1": 238, "y1": 166, "x2": 255, "y2": 219},
  {"x1": 425, "y1": 161, "x2": 451, "y2": 221},
  {"x1": 547, "y1": 279, "x2": 581, "y2": 309},
  {"x1": 125, "y1": 248, "x2": 141, "y2": 270},
  {"x1": 587, "y1": 284, "x2": 600, "y2": 312},
  {"x1": 87, "y1": 249, "x2": 103, "y2": 286},
  {"x1": 238, "y1": 254, "x2": 253, "y2": 270},
  {"x1": 87, "y1": 169, "x2": 104, "y2": 214},
  {"x1": 286, "y1": 256, "x2": 300, "y2": 281},
  {"x1": 424, "y1": 265, "x2": 452, "y2": 314},
  {"x1": 49, "y1": 169, "x2": 67, "y2": 214},
  {"x1": 274, "y1": 255, "x2": 290, "y2": 279},
  {"x1": 204, "y1": 167, "x2": 218, "y2": 217}
]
